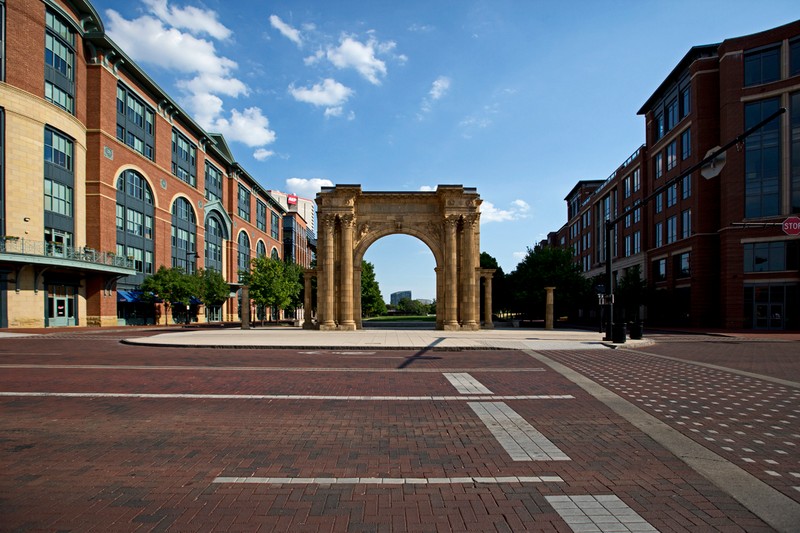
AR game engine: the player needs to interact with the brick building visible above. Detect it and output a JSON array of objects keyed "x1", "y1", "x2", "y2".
[
  {"x1": 549, "y1": 19, "x2": 800, "y2": 330},
  {"x1": 0, "y1": 0, "x2": 310, "y2": 328}
]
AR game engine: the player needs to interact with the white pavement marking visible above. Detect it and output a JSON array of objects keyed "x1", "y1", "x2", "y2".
[
  {"x1": 468, "y1": 401, "x2": 570, "y2": 461},
  {"x1": 545, "y1": 495, "x2": 659, "y2": 533},
  {"x1": 443, "y1": 372, "x2": 493, "y2": 394},
  {"x1": 0, "y1": 391, "x2": 574, "y2": 401},
  {"x1": 213, "y1": 475, "x2": 563, "y2": 485}
]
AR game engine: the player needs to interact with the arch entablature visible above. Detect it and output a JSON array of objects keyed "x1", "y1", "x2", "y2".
[{"x1": 309, "y1": 184, "x2": 491, "y2": 331}]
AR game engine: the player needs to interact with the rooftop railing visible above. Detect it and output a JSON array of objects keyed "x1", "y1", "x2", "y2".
[{"x1": 1, "y1": 237, "x2": 134, "y2": 270}]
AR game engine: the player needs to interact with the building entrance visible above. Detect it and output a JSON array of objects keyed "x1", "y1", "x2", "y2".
[{"x1": 47, "y1": 284, "x2": 76, "y2": 327}]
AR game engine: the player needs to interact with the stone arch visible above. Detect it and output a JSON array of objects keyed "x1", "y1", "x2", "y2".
[{"x1": 308, "y1": 184, "x2": 491, "y2": 331}]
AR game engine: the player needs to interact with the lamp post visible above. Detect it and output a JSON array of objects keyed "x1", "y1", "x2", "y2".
[
  {"x1": 185, "y1": 251, "x2": 198, "y2": 324},
  {"x1": 603, "y1": 107, "x2": 785, "y2": 341}
]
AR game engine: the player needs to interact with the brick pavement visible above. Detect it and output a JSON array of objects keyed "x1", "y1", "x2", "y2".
[{"x1": 0, "y1": 332, "x2": 785, "y2": 532}]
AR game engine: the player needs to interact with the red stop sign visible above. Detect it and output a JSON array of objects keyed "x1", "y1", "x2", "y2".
[{"x1": 784, "y1": 216, "x2": 800, "y2": 235}]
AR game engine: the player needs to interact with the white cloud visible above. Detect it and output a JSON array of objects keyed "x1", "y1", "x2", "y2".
[
  {"x1": 253, "y1": 148, "x2": 275, "y2": 161},
  {"x1": 143, "y1": 0, "x2": 231, "y2": 40},
  {"x1": 290, "y1": 78, "x2": 354, "y2": 117},
  {"x1": 270, "y1": 14, "x2": 302, "y2": 46},
  {"x1": 418, "y1": 185, "x2": 435, "y2": 192},
  {"x1": 208, "y1": 107, "x2": 277, "y2": 147},
  {"x1": 105, "y1": 4, "x2": 276, "y2": 151},
  {"x1": 286, "y1": 177, "x2": 334, "y2": 198},
  {"x1": 326, "y1": 35, "x2": 387, "y2": 85},
  {"x1": 512, "y1": 251, "x2": 526, "y2": 261},
  {"x1": 481, "y1": 199, "x2": 531, "y2": 224},
  {"x1": 429, "y1": 76, "x2": 451, "y2": 100}
]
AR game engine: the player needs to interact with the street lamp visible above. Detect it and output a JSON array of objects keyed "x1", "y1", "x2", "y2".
[{"x1": 603, "y1": 107, "x2": 786, "y2": 341}]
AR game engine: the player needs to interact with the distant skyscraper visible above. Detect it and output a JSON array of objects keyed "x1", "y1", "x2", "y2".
[{"x1": 390, "y1": 291, "x2": 412, "y2": 306}]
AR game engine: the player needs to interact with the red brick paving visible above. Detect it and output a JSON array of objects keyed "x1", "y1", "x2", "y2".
[{"x1": 0, "y1": 333, "x2": 778, "y2": 532}]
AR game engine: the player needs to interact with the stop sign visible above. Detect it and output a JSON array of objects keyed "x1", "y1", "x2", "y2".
[{"x1": 784, "y1": 216, "x2": 800, "y2": 236}]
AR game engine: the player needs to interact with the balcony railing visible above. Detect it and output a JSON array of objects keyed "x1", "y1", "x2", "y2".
[{"x1": 1, "y1": 237, "x2": 134, "y2": 270}]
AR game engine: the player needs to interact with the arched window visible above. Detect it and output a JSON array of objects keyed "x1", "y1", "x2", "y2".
[
  {"x1": 238, "y1": 231, "x2": 251, "y2": 280},
  {"x1": 116, "y1": 170, "x2": 155, "y2": 286},
  {"x1": 171, "y1": 197, "x2": 197, "y2": 274},
  {"x1": 271, "y1": 247, "x2": 280, "y2": 260},
  {"x1": 205, "y1": 214, "x2": 224, "y2": 273},
  {"x1": 257, "y1": 240, "x2": 267, "y2": 258}
]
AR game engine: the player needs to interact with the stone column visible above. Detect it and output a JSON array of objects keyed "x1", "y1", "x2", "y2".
[
  {"x1": 444, "y1": 216, "x2": 460, "y2": 330},
  {"x1": 241, "y1": 285, "x2": 250, "y2": 330},
  {"x1": 353, "y1": 265, "x2": 363, "y2": 329},
  {"x1": 435, "y1": 266, "x2": 443, "y2": 329},
  {"x1": 303, "y1": 269, "x2": 314, "y2": 329},
  {"x1": 483, "y1": 273, "x2": 494, "y2": 329},
  {"x1": 319, "y1": 215, "x2": 337, "y2": 330},
  {"x1": 338, "y1": 215, "x2": 356, "y2": 330},
  {"x1": 545, "y1": 286, "x2": 556, "y2": 330},
  {"x1": 462, "y1": 215, "x2": 478, "y2": 330}
]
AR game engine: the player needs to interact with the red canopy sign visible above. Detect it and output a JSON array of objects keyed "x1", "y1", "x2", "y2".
[{"x1": 783, "y1": 216, "x2": 800, "y2": 236}]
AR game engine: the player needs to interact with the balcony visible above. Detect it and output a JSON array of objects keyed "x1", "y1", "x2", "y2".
[{"x1": 1, "y1": 237, "x2": 136, "y2": 276}]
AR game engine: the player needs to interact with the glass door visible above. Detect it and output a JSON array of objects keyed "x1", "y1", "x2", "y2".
[
  {"x1": 47, "y1": 285, "x2": 76, "y2": 326},
  {"x1": 45, "y1": 228, "x2": 72, "y2": 257}
]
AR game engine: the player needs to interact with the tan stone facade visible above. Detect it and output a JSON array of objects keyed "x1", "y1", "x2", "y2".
[{"x1": 305, "y1": 185, "x2": 492, "y2": 331}]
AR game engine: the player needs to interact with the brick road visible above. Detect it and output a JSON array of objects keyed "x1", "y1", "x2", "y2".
[{"x1": 0, "y1": 331, "x2": 792, "y2": 532}]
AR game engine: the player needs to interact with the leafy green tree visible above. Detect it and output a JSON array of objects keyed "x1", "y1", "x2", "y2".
[
  {"x1": 140, "y1": 266, "x2": 198, "y2": 325},
  {"x1": 397, "y1": 297, "x2": 427, "y2": 316},
  {"x1": 508, "y1": 244, "x2": 590, "y2": 320},
  {"x1": 616, "y1": 265, "x2": 647, "y2": 322},
  {"x1": 360, "y1": 260, "x2": 386, "y2": 317},
  {"x1": 195, "y1": 268, "x2": 230, "y2": 316},
  {"x1": 244, "y1": 256, "x2": 303, "y2": 323},
  {"x1": 480, "y1": 252, "x2": 507, "y2": 319}
]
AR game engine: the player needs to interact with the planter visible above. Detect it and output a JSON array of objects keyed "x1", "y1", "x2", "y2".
[{"x1": 629, "y1": 321, "x2": 644, "y2": 340}]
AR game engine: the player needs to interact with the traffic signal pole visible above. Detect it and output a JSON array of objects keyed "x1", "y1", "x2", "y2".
[{"x1": 603, "y1": 107, "x2": 785, "y2": 341}]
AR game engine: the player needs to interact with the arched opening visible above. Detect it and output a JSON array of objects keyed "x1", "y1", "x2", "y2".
[{"x1": 362, "y1": 234, "x2": 436, "y2": 322}]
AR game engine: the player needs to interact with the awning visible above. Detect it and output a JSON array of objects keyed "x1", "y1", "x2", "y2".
[
  {"x1": 117, "y1": 290, "x2": 139, "y2": 303},
  {"x1": 190, "y1": 296, "x2": 203, "y2": 305}
]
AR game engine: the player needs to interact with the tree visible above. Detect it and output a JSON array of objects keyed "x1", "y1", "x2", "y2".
[
  {"x1": 195, "y1": 268, "x2": 230, "y2": 320},
  {"x1": 360, "y1": 260, "x2": 386, "y2": 317},
  {"x1": 508, "y1": 244, "x2": 590, "y2": 320},
  {"x1": 244, "y1": 256, "x2": 302, "y2": 324},
  {"x1": 140, "y1": 266, "x2": 198, "y2": 325},
  {"x1": 480, "y1": 252, "x2": 507, "y2": 319},
  {"x1": 616, "y1": 265, "x2": 647, "y2": 322},
  {"x1": 397, "y1": 297, "x2": 427, "y2": 316}
]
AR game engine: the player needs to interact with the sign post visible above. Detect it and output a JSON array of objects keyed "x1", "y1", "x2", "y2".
[{"x1": 783, "y1": 216, "x2": 800, "y2": 236}]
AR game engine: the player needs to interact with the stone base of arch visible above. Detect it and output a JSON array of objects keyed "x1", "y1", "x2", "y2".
[{"x1": 310, "y1": 185, "x2": 494, "y2": 331}]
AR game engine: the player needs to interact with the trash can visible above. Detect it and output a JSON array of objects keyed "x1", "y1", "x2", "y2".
[
  {"x1": 612, "y1": 323, "x2": 626, "y2": 343},
  {"x1": 629, "y1": 321, "x2": 643, "y2": 340}
]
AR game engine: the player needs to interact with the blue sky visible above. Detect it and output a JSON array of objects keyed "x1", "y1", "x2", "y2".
[{"x1": 92, "y1": 0, "x2": 799, "y2": 303}]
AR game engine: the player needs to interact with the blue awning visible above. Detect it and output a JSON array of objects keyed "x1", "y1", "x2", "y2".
[
  {"x1": 190, "y1": 296, "x2": 203, "y2": 305},
  {"x1": 117, "y1": 290, "x2": 138, "y2": 303}
]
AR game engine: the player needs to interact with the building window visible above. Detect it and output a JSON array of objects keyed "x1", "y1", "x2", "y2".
[
  {"x1": 674, "y1": 252, "x2": 690, "y2": 278},
  {"x1": 654, "y1": 153, "x2": 663, "y2": 179},
  {"x1": 624, "y1": 235, "x2": 631, "y2": 257},
  {"x1": 745, "y1": 98, "x2": 781, "y2": 218},
  {"x1": 632, "y1": 168, "x2": 640, "y2": 192},
  {"x1": 681, "y1": 209, "x2": 692, "y2": 239},
  {"x1": 666, "y1": 140, "x2": 677, "y2": 170},
  {"x1": 238, "y1": 185, "x2": 251, "y2": 221},
  {"x1": 624, "y1": 176, "x2": 631, "y2": 198},
  {"x1": 791, "y1": 39, "x2": 800, "y2": 77},
  {"x1": 44, "y1": 179, "x2": 72, "y2": 216},
  {"x1": 666, "y1": 99, "x2": 679, "y2": 131},
  {"x1": 633, "y1": 207, "x2": 641, "y2": 224},
  {"x1": 171, "y1": 197, "x2": 197, "y2": 274},
  {"x1": 680, "y1": 86, "x2": 691, "y2": 119},
  {"x1": 117, "y1": 84, "x2": 155, "y2": 161},
  {"x1": 205, "y1": 162, "x2": 222, "y2": 203},
  {"x1": 744, "y1": 241, "x2": 800, "y2": 272},
  {"x1": 666, "y1": 216, "x2": 677, "y2": 244},
  {"x1": 624, "y1": 214, "x2": 631, "y2": 228},
  {"x1": 666, "y1": 184, "x2": 677, "y2": 207},
  {"x1": 655, "y1": 222, "x2": 663, "y2": 248},
  {"x1": 655, "y1": 193, "x2": 663, "y2": 213},
  {"x1": 205, "y1": 215, "x2": 224, "y2": 272},
  {"x1": 116, "y1": 204, "x2": 124, "y2": 230},
  {"x1": 116, "y1": 170, "x2": 155, "y2": 281},
  {"x1": 126, "y1": 208, "x2": 144, "y2": 236},
  {"x1": 171, "y1": 130, "x2": 197, "y2": 186},
  {"x1": 238, "y1": 231, "x2": 251, "y2": 279},
  {"x1": 257, "y1": 240, "x2": 267, "y2": 257},
  {"x1": 652, "y1": 259, "x2": 666, "y2": 282},
  {"x1": 681, "y1": 128, "x2": 691, "y2": 160},
  {"x1": 655, "y1": 112, "x2": 665, "y2": 141},
  {"x1": 256, "y1": 200, "x2": 267, "y2": 231},
  {"x1": 44, "y1": 10, "x2": 75, "y2": 114},
  {"x1": 791, "y1": 92, "x2": 800, "y2": 213},
  {"x1": 682, "y1": 175, "x2": 692, "y2": 199},
  {"x1": 271, "y1": 247, "x2": 280, "y2": 260},
  {"x1": 271, "y1": 212, "x2": 280, "y2": 240},
  {"x1": 633, "y1": 231, "x2": 641, "y2": 254},
  {"x1": 44, "y1": 128, "x2": 73, "y2": 170},
  {"x1": 744, "y1": 45, "x2": 781, "y2": 87}
]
